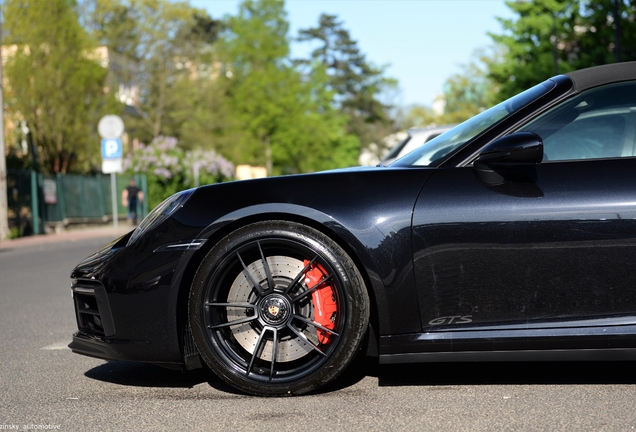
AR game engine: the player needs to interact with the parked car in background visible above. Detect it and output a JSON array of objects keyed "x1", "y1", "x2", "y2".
[{"x1": 381, "y1": 124, "x2": 456, "y2": 165}]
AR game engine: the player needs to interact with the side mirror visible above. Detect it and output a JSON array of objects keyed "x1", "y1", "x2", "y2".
[{"x1": 473, "y1": 132, "x2": 543, "y2": 185}]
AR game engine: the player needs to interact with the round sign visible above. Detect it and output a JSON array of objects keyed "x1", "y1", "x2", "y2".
[{"x1": 98, "y1": 115, "x2": 125, "y2": 139}]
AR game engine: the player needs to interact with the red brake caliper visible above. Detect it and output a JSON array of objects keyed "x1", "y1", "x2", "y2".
[{"x1": 304, "y1": 260, "x2": 337, "y2": 345}]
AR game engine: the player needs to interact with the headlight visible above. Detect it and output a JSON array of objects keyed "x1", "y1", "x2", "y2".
[{"x1": 127, "y1": 188, "x2": 196, "y2": 246}]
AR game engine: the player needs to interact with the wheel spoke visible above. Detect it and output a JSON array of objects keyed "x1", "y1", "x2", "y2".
[
  {"x1": 205, "y1": 302, "x2": 255, "y2": 308},
  {"x1": 290, "y1": 274, "x2": 333, "y2": 303},
  {"x1": 293, "y1": 314, "x2": 340, "y2": 337},
  {"x1": 283, "y1": 255, "x2": 318, "y2": 295},
  {"x1": 237, "y1": 252, "x2": 265, "y2": 296},
  {"x1": 257, "y1": 241, "x2": 275, "y2": 292},
  {"x1": 286, "y1": 323, "x2": 327, "y2": 357},
  {"x1": 247, "y1": 327, "x2": 268, "y2": 377},
  {"x1": 269, "y1": 327, "x2": 278, "y2": 382},
  {"x1": 207, "y1": 315, "x2": 258, "y2": 329}
]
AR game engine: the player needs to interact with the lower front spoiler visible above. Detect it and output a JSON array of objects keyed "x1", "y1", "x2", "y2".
[{"x1": 69, "y1": 332, "x2": 184, "y2": 370}]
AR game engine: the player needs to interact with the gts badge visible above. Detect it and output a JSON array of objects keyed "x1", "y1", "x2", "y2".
[{"x1": 429, "y1": 315, "x2": 473, "y2": 326}]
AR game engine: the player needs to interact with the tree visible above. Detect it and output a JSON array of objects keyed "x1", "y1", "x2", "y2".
[
  {"x1": 79, "y1": 0, "x2": 142, "y2": 59},
  {"x1": 4, "y1": 0, "x2": 110, "y2": 173},
  {"x1": 489, "y1": 0, "x2": 579, "y2": 101},
  {"x1": 397, "y1": 105, "x2": 438, "y2": 130},
  {"x1": 576, "y1": 0, "x2": 636, "y2": 66},
  {"x1": 166, "y1": 70, "x2": 245, "y2": 155},
  {"x1": 81, "y1": 0, "x2": 222, "y2": 144},
  {"x1": 297, "y1": 14, "x2": 397, "y2": 149},
  {"x1": 441, "y1": 48, "x2": 501, "y2": 123},
  {"x1": 265, "y1": 64, "x2": 360, "y2": 174},
  {"x1": 489, "y1": 1, "x2": 636, "y2": 102},
  {"x1": 220, "y1": 0, "x2": 358, "y2": 175}
]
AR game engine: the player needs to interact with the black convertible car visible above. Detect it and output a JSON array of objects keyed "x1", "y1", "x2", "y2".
[{"x1": 71, "y1": 62, "x2": 636, "y2": 396}]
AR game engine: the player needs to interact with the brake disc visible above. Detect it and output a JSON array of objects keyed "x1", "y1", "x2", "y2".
[{"x1": 226, "y1": 255, "x2": 317, "y2": 362}]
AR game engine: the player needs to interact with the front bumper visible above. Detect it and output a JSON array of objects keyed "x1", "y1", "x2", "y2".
[
  {"x1": 69, "y1": 235, "x2": 195, "y2": 368},
  {"x1": 70, "y1": 277, "x2": 182, "y2": 366},
  {"x1": 68, "y1": 332, "x2": 183, "y2": 369}
]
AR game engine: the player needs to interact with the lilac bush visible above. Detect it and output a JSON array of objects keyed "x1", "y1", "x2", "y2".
[
  {"x1": 124, "y1": 136, "x2": 235, "y2": 208},
  {"x1": 183, "y1": 148, "x2": 236, "y2": 186}
]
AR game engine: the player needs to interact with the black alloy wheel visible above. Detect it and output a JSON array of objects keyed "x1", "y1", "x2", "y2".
[{"x1": 189, "y1": 221, "x2": 369, "y2": 396}]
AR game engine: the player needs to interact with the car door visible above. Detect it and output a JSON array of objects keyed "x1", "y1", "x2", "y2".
[{"x1": 412, "y1": 81, "x2": 636, "y2": 340}]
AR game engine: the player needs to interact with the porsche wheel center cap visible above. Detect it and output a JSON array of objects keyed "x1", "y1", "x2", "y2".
[{"x1": 260, "y1": 295, "x2": 290, "y2": 325}]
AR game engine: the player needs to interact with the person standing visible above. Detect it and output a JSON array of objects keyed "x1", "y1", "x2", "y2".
[{"x1": 122, "y1": 179, "x2": 144, "y2": 225}]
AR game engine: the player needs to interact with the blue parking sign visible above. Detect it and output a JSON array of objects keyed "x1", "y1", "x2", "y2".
[{"x1": 101, "y1": 138, "x2": 123, "y2": 159}]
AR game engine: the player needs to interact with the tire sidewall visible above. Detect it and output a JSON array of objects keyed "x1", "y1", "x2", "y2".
[{"x1": 188, "y1": 221, "x2": 369, "y2": 396}]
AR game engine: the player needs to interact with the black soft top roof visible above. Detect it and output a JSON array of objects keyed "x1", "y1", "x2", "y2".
[{"x1": 565, "y1": 61, "x2": 636, "y2": 92}]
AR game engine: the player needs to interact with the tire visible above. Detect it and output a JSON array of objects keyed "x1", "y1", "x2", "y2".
[{"x1": 189, "y1": 221, "x2": 369, "y2": 396}]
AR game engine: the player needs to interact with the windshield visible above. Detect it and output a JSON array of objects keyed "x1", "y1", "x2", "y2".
[{"x1": 393, "y1": 79, "x2": 557, "y2": 167}]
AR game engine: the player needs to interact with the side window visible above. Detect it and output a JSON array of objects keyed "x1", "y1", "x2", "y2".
[{"x1": 519, "y1": 82, "x2": 636, "y2": 161}]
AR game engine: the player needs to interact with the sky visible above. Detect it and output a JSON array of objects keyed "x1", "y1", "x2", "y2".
[{"x1": 188, "y1": 0, "x2": 515, "y2": 108}]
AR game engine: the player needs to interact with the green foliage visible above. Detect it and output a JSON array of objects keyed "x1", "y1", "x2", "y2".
[
  {"x1": 489, "y1": 0, "x2": 636, "y2": 102},
  {"x1": 441, "y1": 48, "x2": 501, "y2": 123},
  {"x1": 398, "y1": 105, "x2": 438, "y2": 130},
  {"x1": 577, "y1": 0, "x2": 636, "y2": 66},
  {"x1": 167, "y1": 72, "x2": 245, "y2": 155},
  {"x1": 4, "y1": 0, "x2": 111, "y2": 174},
  {"x1": 82, "y1": 0, "x2": 222, "y2": 143},
  {"x1": 219, "y1": 0, "x2": 359, "y2": 174},
  {"x1": 7, "y1": 0, "x2": 385, "y2": 180},
  {"x1": 9, "y1": 227, "x2": 21, "y2": 240},
  {"x1": 79, "y1": 0, "x2": 143, "y2": 58},
  {"x1": 81, "y1": 0, "x2": 359, "y2": 175},
  {"x1": 297, "y1": 14, "x2": 398, "y2": 149},
  {"x1": 489, "y1": 0, "x2": 579, "y2": 101}
]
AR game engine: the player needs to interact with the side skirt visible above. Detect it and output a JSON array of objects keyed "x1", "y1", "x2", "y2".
[
  {"x1": 379, "y1": 322, "x2": 636, "y2": 364},
  {"x1": 380, "y1": 348, "x2": 636, "y2": 364}
]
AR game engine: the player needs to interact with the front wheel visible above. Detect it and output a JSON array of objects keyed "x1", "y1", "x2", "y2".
[{"x1": 189, "y1": 221, "x2": 369, "y2": 396}]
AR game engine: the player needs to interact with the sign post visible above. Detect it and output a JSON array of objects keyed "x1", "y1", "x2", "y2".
[{"x1": 98, "y1": 115, "x2": 125, "y2": 229}]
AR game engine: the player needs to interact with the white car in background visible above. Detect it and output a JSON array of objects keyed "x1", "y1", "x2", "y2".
[{"x1": 381, "y1": 124, "x2": 456, "y2": 165}]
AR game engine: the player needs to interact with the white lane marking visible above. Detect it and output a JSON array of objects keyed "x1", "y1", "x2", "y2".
[{"x1": 41, "y1": 342, "x2": 70, "y2": 350}]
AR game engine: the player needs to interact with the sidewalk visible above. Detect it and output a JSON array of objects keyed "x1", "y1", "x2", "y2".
[{"x1": 0, "y1": 224, "x2": 133, "y2": 250}]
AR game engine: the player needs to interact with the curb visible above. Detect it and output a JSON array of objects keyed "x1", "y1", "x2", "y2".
[{"x1": 0, "y1": 226, "x2": 133, "y2": 250}]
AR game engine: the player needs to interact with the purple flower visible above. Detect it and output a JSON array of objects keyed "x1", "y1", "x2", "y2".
[{"x1": 126, "y1": 136, "x2": 234, "y2": 185}]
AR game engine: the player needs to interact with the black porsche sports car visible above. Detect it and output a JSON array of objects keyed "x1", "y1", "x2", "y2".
[{"x1": 71, "y1": 61, "x2": 636, "y2": 396}]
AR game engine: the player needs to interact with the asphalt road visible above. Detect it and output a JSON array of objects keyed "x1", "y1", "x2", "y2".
[{"x1": 1, "y1": 232, "x2": 636, "y2": 431}]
